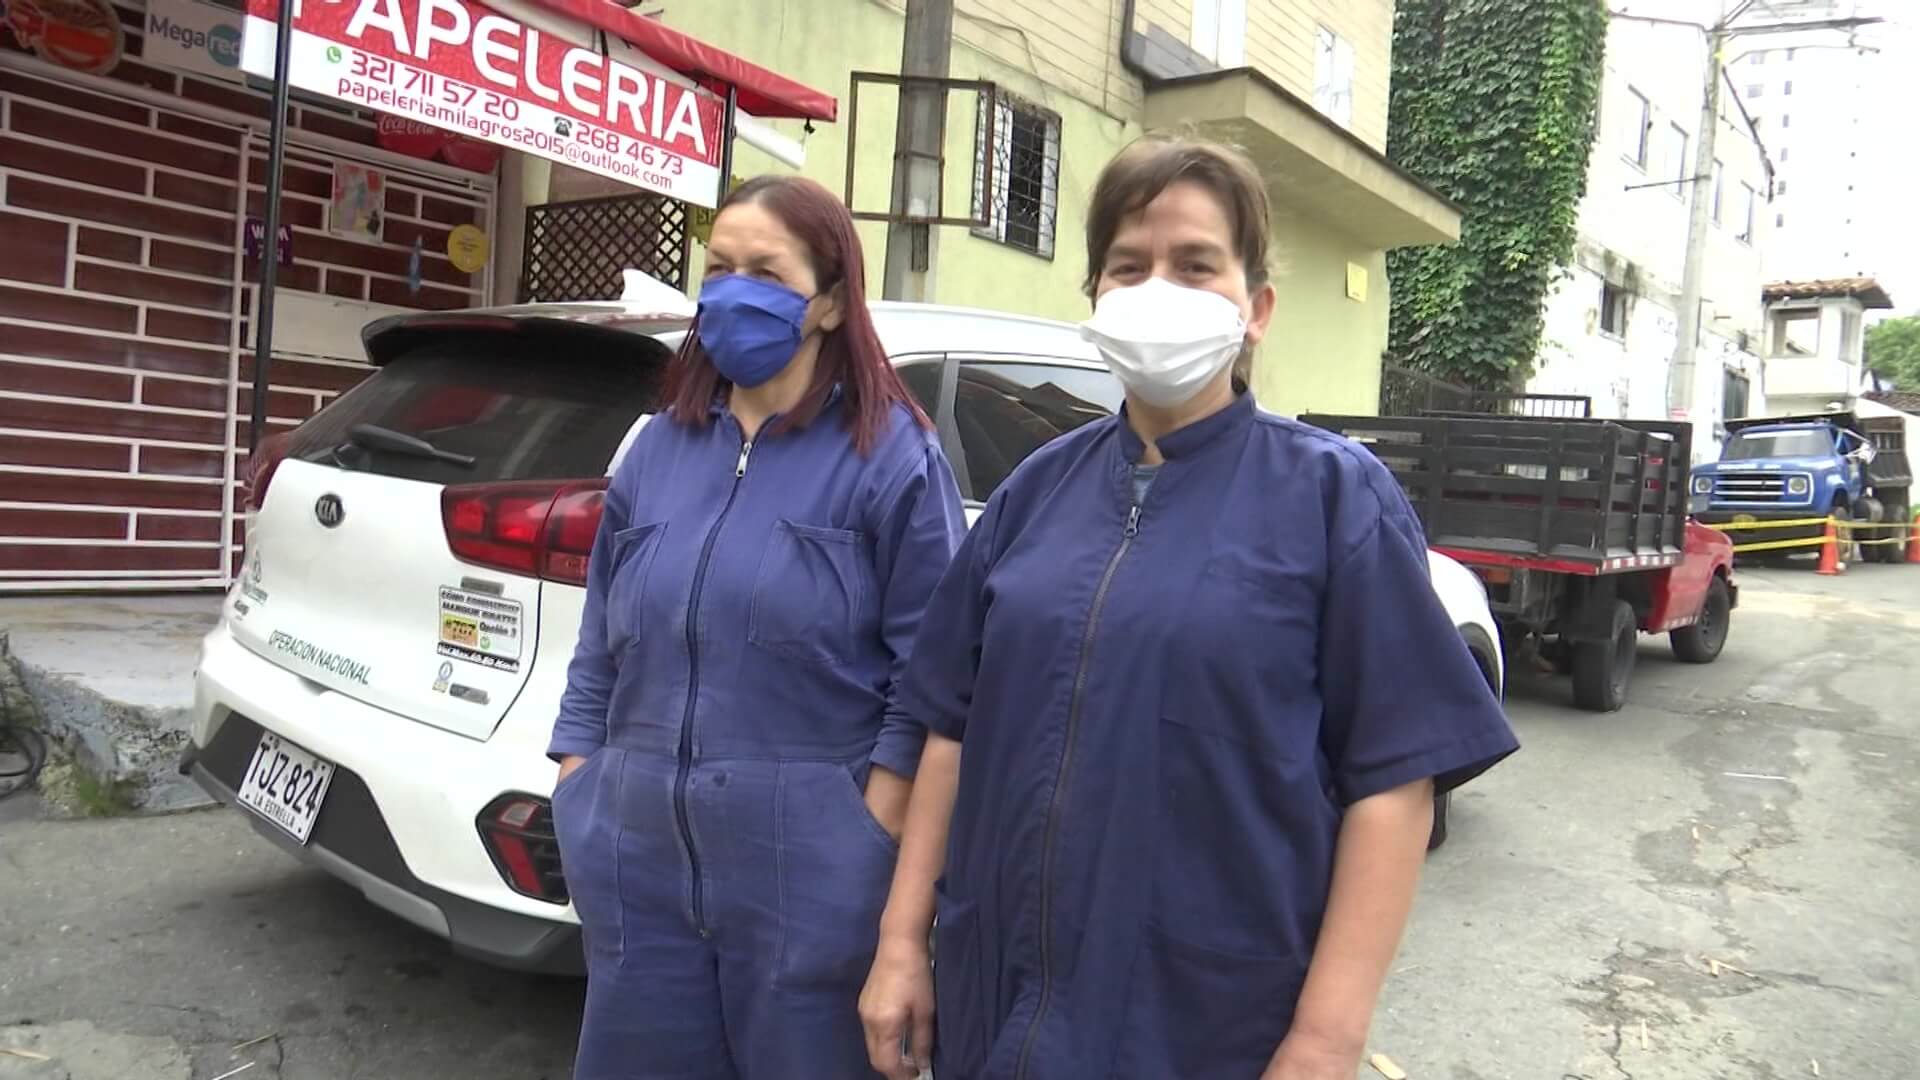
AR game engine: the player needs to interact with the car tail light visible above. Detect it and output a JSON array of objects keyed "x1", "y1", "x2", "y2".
[
  {"x1": 246, "y1": 430, "x2": 292, "y2": 511},
  {"x1": 441, "y1": 480, "x2": 607, "y2": 585},
  {"x1": 476, "y1": 794, "x2": 568, "y2": 905}
]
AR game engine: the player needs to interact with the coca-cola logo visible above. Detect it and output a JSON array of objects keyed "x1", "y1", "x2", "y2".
[
  {"x1": 378, "y1": 116, "x2": 438, "y2": 137},
  {"x1": 372, "y1": 113, "x2": 501, "y2": 173},
  {"x1": 375, "y1": 113, "x2": 452, "y2": 161}
]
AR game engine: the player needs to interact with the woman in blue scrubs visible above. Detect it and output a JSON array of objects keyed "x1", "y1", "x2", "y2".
[
  {"x1": 860, "y1": 138, "x2": 1518, "y2": 1080},
  {"x1": 550, "y1": 175, "x2": 966, "y2": 1079}
]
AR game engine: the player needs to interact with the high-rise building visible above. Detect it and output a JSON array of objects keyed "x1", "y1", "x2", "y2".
[{"x1": 1741, "y1": 1, "x2": 1901, "y2": 294}]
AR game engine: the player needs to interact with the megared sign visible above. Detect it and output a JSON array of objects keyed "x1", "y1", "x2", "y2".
[{"x1": 243, "y1": 0, "x2": 726, "y2": 204}]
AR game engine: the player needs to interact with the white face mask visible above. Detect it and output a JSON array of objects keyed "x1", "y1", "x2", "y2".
[{"x1": 1079, "y1": 277, "x2": 1249, "y2": 408}]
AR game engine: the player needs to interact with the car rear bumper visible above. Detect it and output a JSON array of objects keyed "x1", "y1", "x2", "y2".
[{"x1": 190, "y1": 620, "x2": 581, "y2": 975}]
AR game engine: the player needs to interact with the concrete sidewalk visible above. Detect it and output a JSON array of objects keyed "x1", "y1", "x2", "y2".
[{"x1": 0, "y1": 594, "x2": 222, "y2": 812}]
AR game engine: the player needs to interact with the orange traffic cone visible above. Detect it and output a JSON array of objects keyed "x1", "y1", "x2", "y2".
[
  {"x1": 1908, "y1": 510, "x2": 1920, "y2": 565},
  {"x1": 1817, "y1": 516, "x2": 1843, "y2": 576}
]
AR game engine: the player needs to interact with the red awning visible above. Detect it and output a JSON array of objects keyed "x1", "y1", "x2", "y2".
[{"x1": 520, "y1": 0, "x2": 837, "y2": 122}]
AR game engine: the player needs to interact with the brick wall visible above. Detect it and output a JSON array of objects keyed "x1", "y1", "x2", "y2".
[
  {"x1": 0, "y1": 0, "x2": 493, "y2": 589},
  {"x1": 0, "y1": 66, "x2": 245, "y2": 583}
]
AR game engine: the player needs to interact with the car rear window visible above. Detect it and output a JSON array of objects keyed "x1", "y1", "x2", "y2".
[{"x1": 288, "y1": 331, "x2": 673, "y2": 485}]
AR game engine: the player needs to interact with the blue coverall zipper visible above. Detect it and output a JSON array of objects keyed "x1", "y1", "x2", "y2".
[
  {"x1": 674, "y1": 436, "x2": 754, "y2": 936},
  {"x1": 1015, "y1": 497, "x2": 1142, "y2": 1080}
]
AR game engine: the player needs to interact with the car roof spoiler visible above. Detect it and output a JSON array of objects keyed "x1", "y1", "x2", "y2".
[{"x1": 359, "y1": 310, "x2": 691, "y2": 367}]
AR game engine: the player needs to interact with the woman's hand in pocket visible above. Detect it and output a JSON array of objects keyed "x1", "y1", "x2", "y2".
[
  {"x1": 861, "y1": 934, "x2": 934, "y2": 1080},
  {"x1": 863, "y1": 764, "x2": 912, "y2": 843},
  {"x1": 555, "y1": 754, "x2": 590, "y2": 789}
]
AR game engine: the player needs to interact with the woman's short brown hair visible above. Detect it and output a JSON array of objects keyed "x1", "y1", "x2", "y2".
[{"x1": 1082, "y1": 135, "x2": 1272, "y2": 297}]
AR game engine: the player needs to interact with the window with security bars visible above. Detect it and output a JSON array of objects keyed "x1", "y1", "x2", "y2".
[
  {"x1": 1723, "y1": 369, "x2": 1751, "y2": 421},
  {"x1": 972, "y1": 93, "x2": 1061, "y2": 259},
  {"x1": 520, "y1": 194, "x2": 690, "y2": 303}
]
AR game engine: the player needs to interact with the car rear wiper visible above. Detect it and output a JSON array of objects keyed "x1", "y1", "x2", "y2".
[{"x1": 346, "y1": 423, "x2": 477, "y2": 468}]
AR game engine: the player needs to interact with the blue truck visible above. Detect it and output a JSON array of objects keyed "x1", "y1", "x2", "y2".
[{"x1": 1691, "y1": 411, "x2": 1913, "y2": 563}]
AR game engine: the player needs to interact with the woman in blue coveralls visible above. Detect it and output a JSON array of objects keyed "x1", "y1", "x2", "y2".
[
  {"x1": 550, "y1": 175, "x2": 966, "y2": 1079},
  {"x1": 859, "y1": 137, "x2": 1519, "y2": 1080}
]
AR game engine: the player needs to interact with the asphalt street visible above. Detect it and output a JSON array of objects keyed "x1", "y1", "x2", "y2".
[{"x1": 1, "y1": 561, "x2": 1915, "y2": 1079}]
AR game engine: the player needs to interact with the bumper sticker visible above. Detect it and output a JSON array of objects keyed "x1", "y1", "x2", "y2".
[{"x1": 437, "y1": 586, "x2": 522, "y2": 672}]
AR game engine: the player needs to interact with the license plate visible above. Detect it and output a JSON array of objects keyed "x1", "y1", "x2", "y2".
[{"x1": 236, "y1": 732, "x2": 334, "y2": 844}]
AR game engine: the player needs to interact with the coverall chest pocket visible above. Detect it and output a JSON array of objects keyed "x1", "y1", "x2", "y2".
[
  {"x1": 748, "y1": 520, "x2": 871, "y2": 666},
  {"x1": 1157, "y1": 552, "x2": 1323, "y2": 757},
  {"x1": 605, "y1": 521, "x2": 667, "y2": 649}
]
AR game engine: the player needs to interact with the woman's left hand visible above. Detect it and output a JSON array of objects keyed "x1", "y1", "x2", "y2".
[
  {"x1": 863, "y1": 764, "x2": 912, "y2": 843},
  {"x1": 1259, "y1": 1030, "x2": 1364, "y2": 1079}
]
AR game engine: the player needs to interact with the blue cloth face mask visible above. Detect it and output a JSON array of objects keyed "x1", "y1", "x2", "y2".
[{"x1": 695, "y1": 273, "x2": 815, "y2": 388}]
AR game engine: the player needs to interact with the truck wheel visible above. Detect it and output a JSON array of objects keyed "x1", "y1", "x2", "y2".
[
  {"x1": 1427, "y1": 788, "x2": 1451, "y2": 851},
  {"x1": 1867, "y1": 526, "x2": 1893, "y2": 563},
  {"x1": 1832, "y1": 501, "x2": 1859, "y2": 564},
  {"x1": 1865, "y1": 499, "x2": 1906, "y2": 563},
  {"x1": 1571, "y1": 599, "x2": 1637, "y2": 712},
  {"x1": 1670, "y1": 575, "x2": 1731, "y2": 663},
  {"x1": 1851, "y1": 500, "x2": 1886, "y2": 563}
]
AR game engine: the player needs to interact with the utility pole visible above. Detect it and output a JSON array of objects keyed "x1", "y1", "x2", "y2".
[
  {"x1": 881, "y1": 0, "x2": 954, "y2": 302},
  {"x1": 1668, "y1": 18, "x2": 1728, "y2": 432},
  {"x1": 1647, "y1": 1, "x2": 1883, "y2": 437}
]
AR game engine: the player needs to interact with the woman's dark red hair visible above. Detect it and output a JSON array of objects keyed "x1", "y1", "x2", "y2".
[{"x1": 661, "y1": 175, "x2": 929, "y2": 454}]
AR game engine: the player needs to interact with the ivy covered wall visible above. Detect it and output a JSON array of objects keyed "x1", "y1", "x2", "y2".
[{"x1": 1386, "y1": 0, "x2": 1610, "y2": 390}]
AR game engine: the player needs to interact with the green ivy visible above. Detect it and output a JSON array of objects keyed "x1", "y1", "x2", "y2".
[{"x1": 1386, "y1": 0, "x2": 1609, "y2": 389}]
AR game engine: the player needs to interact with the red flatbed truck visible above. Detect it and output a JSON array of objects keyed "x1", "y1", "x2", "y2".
[{"x1": 1303, "y1": 412, "x2": 1737, "y2": 712}]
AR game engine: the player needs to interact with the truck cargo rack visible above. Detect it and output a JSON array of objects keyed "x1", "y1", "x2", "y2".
[{"x1": 1303, "y1": 413, "x2": 1691, "y2": 574}]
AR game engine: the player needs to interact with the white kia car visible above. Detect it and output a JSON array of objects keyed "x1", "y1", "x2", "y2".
[{"x1": 185, "y1": 301, "x2": 1505, "y2": 973}]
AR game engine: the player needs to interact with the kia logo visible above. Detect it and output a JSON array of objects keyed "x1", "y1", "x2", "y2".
[{"x1": 314, "y1": 494, "x2": 345, "y2": 528}]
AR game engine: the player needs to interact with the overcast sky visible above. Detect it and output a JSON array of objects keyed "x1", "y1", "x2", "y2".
[
  {"x1": 1610, "y1": 1, "x2": 1915, "y2": 314},
  {"x1": 1856, "y1": 4, "x2": 1917, "y2": 315}
]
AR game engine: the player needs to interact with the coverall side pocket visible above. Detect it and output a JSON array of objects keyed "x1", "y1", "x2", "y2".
[
  {"x1": 774, "y1": 761, "x2": 894, "y2": 989},
  {"x1": 1108, "y1": 927, "x2": 1305, "y2": 1079},
  {"x1": 931, "y1": 889, "x2": 990, "y2": 1079},
  {"x1": 552, "y1": 747, "x2": 599, "y2": 799},
  {"x1": 605, "y1": 522, "x2": 667, "y2": 649},
  {"x1": 748, "y1": 520, "x2": 869, "y2": 666},
  {"x1": 1153, "y1": 718, "x2": 1328, "y2": 957},
  {"x1": 552, "y1": 750, "x2": 624, "y2": 963},
  {"x1": 837, "y1": 763, "x2": 902, "y2": 854}
]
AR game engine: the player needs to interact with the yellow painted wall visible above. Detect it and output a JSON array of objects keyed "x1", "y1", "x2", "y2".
[
  {"x1": 1243, "y1": 0, "x2": 1394, "y2": 151},
  {"x1": 656, "y1": 0, "x2": 1140, "y2": 323},
  {"x1": 1117, "y1": 0, "x2": 1396, "y2": 151},
  {"x1": 1253, "y1": 214, "x2": 1388, "y2": 416}
]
